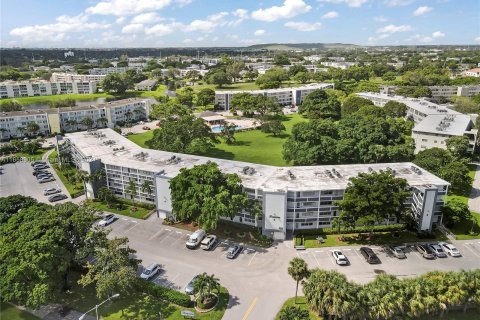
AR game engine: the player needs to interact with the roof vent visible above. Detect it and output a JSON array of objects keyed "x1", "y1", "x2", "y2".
[
  {"x1": 166, "y1": 155, "x2": 181, "y2": 164},
  {"x1": 287, "y1": 170, "x2": 296, "y2": 180},
  {"x1": 368, "y1": 167, "x2": 374, "y2": 173},
  {"x1": 325, "y1": 170, "x2": 334, "y2": 178},
  {"x1": 242, "y1": 166, "x2": 256, "y2": 175}
]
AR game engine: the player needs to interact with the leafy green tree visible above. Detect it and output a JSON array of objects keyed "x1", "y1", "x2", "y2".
[
  {"x1": 22, "y1": 141, "x2": 41, "y2": 155},
  {"x1": 26, "y1": 121, "x2": 40, "y2": 136},
  {"x1": 255, "y1": 67, "x2": 289, "y2": 89},
  {"x1": 79, "y1": 237, "x2": 140, "y2": 299},
  {"x1": 288, "y1": 64, "x2": 307, "y2": 77},
  {"x1": 74, "y1": 169, "x2": 92, "y2": 199},
  {"x1": 0, "y1": 195, "x2": 37, "y2": 223},
  {"x1": 230, "y1": 92, "x2": 257, "y2": 116},
  {"x1": 192, "y1": 273, "x2": 220, "y2": 306},
  {"x1": 273, "y1": 54, "x2": 291, "y2": 66},
  {"x1": 176, "y1": 86, "x2": 194, "y2": 108},
  {"x1": 196, "y1": 88, "x2": 215, "y2": 111},
  {"x1": 288, "y1": 258, "x2": 309, "y2": 304},
  {"x1": 146, "y1": 114, "x2": 217, "y2": 154},
  {"x1": 361, "y1": 274, "x2": 407, "y2": 319},
  {"x1": 337, "y1": 171, "x2": 410, "y2": 227},
  {"x1": 383, "y1": 100, "x2": 407, "y2": 118},
  {"x1": 220, "y1": 122, "x2": 236, "y2": 145},
  {"x1": 382, "y1": 71, "x2": 397, "y2": 81},
  {"x1": 439, "y1": 161, "x2": 472, "y2": 194},
  {"x1": 414, "y1": 147, "x2": 453, "y2": 175},
  {"x1": 0, "y1": 101, "x2": 23, "y2": 112},
  {"x1": 80, "y1": 117, "x2": 94, "y2": 129},
  {"x1": 255, "y1": 95, "x2": 282, "y2": 117},
  {"x1": 243, "y1": 68, "x2": 259, "y2": 81},
  {"x1": 185, "y1": 70, "x2": 201, "y2": 83},
  {"x1": 341, "y1": 95, "x2": 373, "y2": 117},
  {"x1": 226, "y1": 61, "x2": 245, "y2": 82},
  {"x1": 125, "y1": 178, "x2": 138, "y2": 207},
  {"x1": 169, "y1": 162, "x2": 255, "y2": 231},
  {"x1": 261, "y1": 120, "x2": 286, "y2": 136},
  {"x1": 205, "y1": 69, "x2": 230, "y2": 88},
  {"x1": 149, "y1": 101, "x2": 190, "y2": 120},
  {"x1": 446, "y1": 136, "x2": 470, "y2": 160},
  {"x1": 298, "y1": 89, "x2": 341, "y2": 120},
  {"x1": 441, "y1": 199, "x2": 473, "y2": 227},
  {"x1": 102, "y1": 72, "x2": 129, "y2": 94},
  {"x1": 293, "y1": 71, "x2": 310, "y2": 84},
  {"x1": 98, "y1": 186, "x2": 116, "y2": 207},
  {"x1": 140, "y1": 180, "x2": 153, "y2": 198},
  {"x1": 278, "y1": 306, "x2": 309, "y2": 320}
]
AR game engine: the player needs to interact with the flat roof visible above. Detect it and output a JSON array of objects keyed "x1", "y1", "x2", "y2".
[
  {"x1": 216, "y1": 83, "x2": 333, "y2": 95},
  {"x1": 66, "y1": 128, "x2": 449, "y2": 191},
  {"x1": 356, "y1": 92, "x2": 460, "y2": 117},
  {"x1": 413, "y1": 114, "x2": 474, "y2": 136},
  {"x1": 0, "y1": 109, "x2": 48, "y2": 117}
]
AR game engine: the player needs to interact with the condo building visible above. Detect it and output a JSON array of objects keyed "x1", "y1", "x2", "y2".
[
  {"x1": 65, "y1": 128, "x2": 449, "y2": 240},
  {"x1": 380, "y1": 85, "x2": 480, "y2": 99},
  {"x1": 50, "y1": 73, "x2": 106, "y2": 82},
  {"x1": 0, "y1": 80, "x2": 97, "y2": 99},
  {"x1": 215, "y1": 83, "x2": 334, "y2": 110},
  {"x1": 0, "y1": 98, "x2": 151, "y2": 140}
]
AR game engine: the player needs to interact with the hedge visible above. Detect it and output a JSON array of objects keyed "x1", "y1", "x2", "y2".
[
  {"x1": 294, "y1": 224, "x2": 405, "y2": 236},
  {"x1": 138, "y1": 279, "x2": 192, "y2": 307}
]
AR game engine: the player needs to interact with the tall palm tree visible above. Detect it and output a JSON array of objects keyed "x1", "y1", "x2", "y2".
[
  {"x1": 140, "y1": 180, "x2": 153, "y2": 198},
  {"x1": 192, "y1": 273, "x2": 220, "y2": 306},
  {"x1": 288, "y1": 258, "x2": 309, "y2": 304},
  {"x1": 16, "y1": 126, "x2": 26, "y2": 138},
  {"x1": 80, "y1": 117, "x2": 94, "y2": 129},
  {"x1": 98, "y1": 186, "x2": 116, "y2": 207},
  {"x1": 125, "y1": 178, "x2": 138, "y2": 207},
  {"x1": 26, "y1": 121, "x2": 40, "y2": 137},
  {"x1": 96, "y1": 117, "x2": 108, "y2": 128},
  {"x1": 362, "y1": 273, "x2": 406, "y2": 319},
  {"x1": 74, "y1": 169, "x2": 91, "y2": 199}
]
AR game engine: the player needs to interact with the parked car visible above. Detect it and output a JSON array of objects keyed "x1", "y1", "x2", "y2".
[
  {"x1": 33, "y1": 170, "x2": 49, "y2": 176},
  {"x1": 140, "y1": 263, "x2": 161, "y2": 280},
  {"x1": 36, "y1": 173, "x2": 53, "y2": 180},
  {"x1": 186, "y1": 229, "x2": 206, "y2": 249},
  {"x1": 185, "y1": 275, "x2": 199, "y2": 295},
  {"x1": 38, "y1": 176, "x2": 55, "y2": 183},
  {"x1": 98, "y1": 214, "x2": 116, "y2": 227},
  {"x1": 31, "y1": 160, "x2": 46, "y2": 167},
  {"x1": 142, "y1": 126, "x2": 151, "y2": 130},
  {"x1": 226, "y1": 245, "x2": 243, "y2": 259},
  {"x1": 33, "y1": 164, "x2": 49, "y2": 170},
  {"x1": 438, "y1": 242, "x2": 461, "y2": 257},
  {"x1": 428, "y1": 244, "x2": 447, "y2": 258},
  {"x1": 23, "y1": 137, "x2": 30, "y2": 142},
  {"x1": 48, "y1": 194, "x2": 67, "y2": 202},
  {"x1": 44, "y1": 188, "x2": 61, "y2": 196},
  {"x1": 387, "y1": 245, "x2": 406, "y2": 259},
  {"x1": 332, "y1": 250, "x2": 349, "y2": 265},
  {"x1": 200, "y1": 235, "x2": 217, "y2": 250},
  {"x1": 415, "y1": 244, "x2": 435, "y2": 259},
  {"x1": 359, "y1": 247, "x2": 381, "y2": 264}
]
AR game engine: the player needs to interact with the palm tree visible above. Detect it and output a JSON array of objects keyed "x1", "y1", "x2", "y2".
[
  {"x1": 278, "y1": 306, "x2": 309, "y2": 320},
  {"x1": 362, "y1": 273, "x2": 406, "y2": 319},
  {"x1": 26, "y1": 121, "x2": 40, "y2": 137},
  {"x1": 74, "y1": 169, "x2": 91, "y2": 199},
  {"x1": 16, "y1": 126, "x2": 26, "y2": 137},
  {"x1": 0, "y1": 128, "x2": 8, "y2": 141},
  {"x1": 140, "y1": 180, "x2": 153, "y2": 198},
  {"x1": 125, "y1": 178, "x2": 138, "y2": 207},
  {"x1": 192, "y1": 273, "x2": 220, "y2": 306},
  {"x1": 96, "y1": 117, "x2": 108, "y2": 128},
  {"x1": 80, "y1": 117, "x2": 94, "y2": 129},
  {"x1": 66, "y1": 119, "x2": 78, "y2": 131},
  {"x1": 98, "y1": 186, "x2": 116, "y2": 207},
  {"x1": 288, "y1": 258, "x2": 309, "y2": 304}
]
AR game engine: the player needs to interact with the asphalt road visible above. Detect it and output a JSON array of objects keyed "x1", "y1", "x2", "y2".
[{"x1": 105, "y1": 215, "x2": 480, "y2": 320}]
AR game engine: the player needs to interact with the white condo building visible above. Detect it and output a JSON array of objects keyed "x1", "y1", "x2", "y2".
[
  {"x1": 380, "y1": 85, "x2": 480, "y2": 99},
  {"x1": 51, "y1": 73, "x2": 106, "y2": 82},
  {"x1": 0, "y1": 80, "x2": 97, "y2": 99},
  {"x1": 356, "y1": 92, "x2": 478, "y2": 153},
  {"x1": 66, "y1": 128, "x2": 449, "y2": 240},
  {"x1": 215, "y1": 83, "x2": 334, "y2": 110}
]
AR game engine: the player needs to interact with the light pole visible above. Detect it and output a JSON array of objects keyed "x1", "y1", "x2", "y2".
[{"x1": 78, "y1": 293, "x2": 120, "y2": 320}]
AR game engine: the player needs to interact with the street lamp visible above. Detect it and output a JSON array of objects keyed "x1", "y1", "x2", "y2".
[{"x1": 78, "y1": 293, "x2": 120, "y2": 320}]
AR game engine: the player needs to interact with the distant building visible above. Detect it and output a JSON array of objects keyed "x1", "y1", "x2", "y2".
[
  {"x1": 380, "y1": 85, "x2": 480, "y2": 99},
  {"x1": 215, "y1": 83, "x2": 334, "y2": 110},
  {"x1": 51, "y1": 73, "x2": 106, "y2": 82},
  {"x1": 134, "y1": 79, "x2": 157, "y2": 91},
  {"x1": 463, "y1": 68, "x2": 480, "y2": 78},
  {"x1": 0, "y1": 80, "x2": 97, "y2": 99},
  {"x1": 88, "y1": 67, "x2": 142, "y2": 75}
]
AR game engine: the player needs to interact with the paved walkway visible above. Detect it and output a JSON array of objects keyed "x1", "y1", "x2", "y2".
[{"x1": 468, "y1": 163, "x2": 480, "y2": 213}]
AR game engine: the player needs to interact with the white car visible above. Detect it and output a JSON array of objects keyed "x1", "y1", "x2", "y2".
[
  {"x1": 200, "y1": 235, "x2": 217, "y2": 250},
  {"x1": 428, "y1": 244, "x2": 447, "y2": 258},
  {"x1": 98, "y1": 214, "x2": 116, "y2": 227},
  {"x1": 140, "y1": 263, "x2": 161, "y2": 280},
  {"x1": 439, "y1": 242, "x2": 461, "y2": 257},
  {"x1": 332, "y1": 250, "x2": 349, "y2": 265}
]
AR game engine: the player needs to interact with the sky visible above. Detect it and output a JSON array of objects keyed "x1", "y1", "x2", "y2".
[{"x1": 1, "y1": 0, "x2": 479, "y2": 48}]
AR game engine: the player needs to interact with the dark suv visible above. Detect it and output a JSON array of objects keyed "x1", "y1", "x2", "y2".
[{"x1": 359, "y1": 247, "x2": 381, "y2": 264}]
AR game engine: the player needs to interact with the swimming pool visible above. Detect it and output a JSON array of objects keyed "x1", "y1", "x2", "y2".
[{"x1": 211, "y1": 124, "x2": 243, "y2": 133}]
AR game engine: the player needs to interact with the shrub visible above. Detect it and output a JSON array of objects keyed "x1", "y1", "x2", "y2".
[
  {"x1": 196, "y1": 295, "x2": 217, "y2": 309},
  {"x1": 294, "y1": 224, "x2": 405, "y2": 236},
  {"x1": 138, "y1": 279, "x2": 192, "y2": 307}
]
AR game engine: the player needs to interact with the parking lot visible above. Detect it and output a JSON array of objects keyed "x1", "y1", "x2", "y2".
[{"x1": 0, "y1": 161, "x2": 71, "y2": 204}]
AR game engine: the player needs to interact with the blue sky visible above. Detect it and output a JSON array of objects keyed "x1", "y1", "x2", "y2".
[{"x1": 1, "y1": 0, "x2": 479, "y2": 48}]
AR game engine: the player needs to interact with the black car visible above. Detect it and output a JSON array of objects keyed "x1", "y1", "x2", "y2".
[
  {"x1": 48, "y1": 194, "x2": 67, "y2": 202},
  {"x1": 33, "y1": 169, "x2": 49, "y2": 176},
  {"x1": 359, "y1": 247, "x2": 381, "y2": 264}
]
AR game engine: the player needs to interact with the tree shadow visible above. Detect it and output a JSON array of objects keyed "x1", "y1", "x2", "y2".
[
  {"x1": 265, "y1": 133, "x2": 289, "y2": 139},
  {"x1": 231, "y1": 141, "x2": 252, "y2": 147},
  {"x1": 199, "y1": 148, "x2": 235, "y2": 160}
]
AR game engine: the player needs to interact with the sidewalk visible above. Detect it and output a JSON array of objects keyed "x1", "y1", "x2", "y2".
[
  {"x1": 468, "y1": 163, "x2": 480, "y2": 213},
  {"x1": 16, "y1": 303, "x2": 95, "y2": 320}
]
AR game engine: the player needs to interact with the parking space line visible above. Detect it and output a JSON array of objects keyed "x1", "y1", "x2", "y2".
[
  {"x1": 353, "y1": 249, "x2": 367, "y2": 265},
  {"x1": 312, "y1": 251, "x2": 322, "y2": 267},
  {"x1": 124, "y1": 221, "x2": 139, "y2": 234},
  {"x1": 165, "y1": 228, "x2": 171, "y2": 231},
  {"x1": 247, "y1": 252, "x2": 258, "y2": 266},
  {"x1": 148, "y1": 229, "x2": 163, "y2": 240},
  {"x1": 463, "y1": 244, "x2": 480, "y2": 258},
  {"x1": 175, "y1": 231, "x2": 182, "y2": 234},
  {"x1": 326, "y1": 251, "x2": 336, "y2": 266}
]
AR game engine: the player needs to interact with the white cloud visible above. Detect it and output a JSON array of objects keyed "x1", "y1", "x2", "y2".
[
  {"x1": 475, "y1": 36, "x2": 480, "y2": 42},
  {"x1": 377, "y1": 24, "x2": 412, "y2": 34},
  {"x1": 86, "y1": 0, "x2": 172, "y2": 16},
  {"x1": 409, "y1": 32, "x2": 445, "y2": 43},
  {"x1": 373, "y1": 16, "x2": 388, "y2": 22},
  {"x1": 413, "y1": 6, "x2": 433, "y2": 16},
  {"x1": 175, "y1": 0, "x2": 192, "y2": 7},
  {"x1": 122, "y1": 23, "x2": 144, "y2": 34},
  {"x1": 182, "y1": 38, "x2": 193, "y2": 43},
  {"x1": 251, "y1": 0, "x2": 311, "y2": 22},
  {"x1": 9, "y1": 14, "x2": 110, "y2": 43},
  {"x1": 317, "y1": 0, "x2": 368, "y2": 7},
  {"x1": 254, "y1": 29, "x2": 266, "y2": 36},
  {"x1": 285, "y1": 21, "x2": 321, "y2": 31},
  {"x1": 184, "y1": 12, "x2": 231, "y2": 32},
  {"x1": 144, "y1": 22, "x2": 180, "y2": 36},
  {"x1": 131, "y1": 12, "x2": 162, "y2": 24},
  {"x1": 233, "y1": 9, "x2": 249, "y2": 19},
  {"x1": 322, "y1": 11, "x2": 339, "y2": 19},
  {"x1": 385, "y1": 0, "x2": 414, "y2": 6},
  {"x1": 116, "y1": 17, "x2": 126, "y2": 24},
  {"x1": 432, "y1": 31, "x2": 445, "y2": 38}
]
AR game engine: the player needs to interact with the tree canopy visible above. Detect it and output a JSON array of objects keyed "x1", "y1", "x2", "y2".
[
  {"x1": 169, "y1": 162, "x2": 258, "y2": 231},
  {"x1": 298, "y1": 89, "x2": 341, "y2": 120},
  {"x1": 102, "y1": 72, "x2": 129, "y2": 94}
]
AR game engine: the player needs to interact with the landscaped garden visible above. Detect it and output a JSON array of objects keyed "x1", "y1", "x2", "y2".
[{"x1": 85, "y1": 198, "x2": 154, "y2": 220}]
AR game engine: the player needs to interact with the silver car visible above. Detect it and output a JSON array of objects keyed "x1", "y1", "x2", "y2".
[
  {"x1": 140, "y1": 264, "x2": 161, "y2": 280},
  {"x1": 44, "y1": 188, "x2": 61, "y2": 196},
  {"x1": 387, "y1": 245, "x2": 406, "y2": 259},
  {"x1": 226, "y1": 245, "x2": 243, "y2": 259},
  {"x1": 38, "y1": 176, "x2": 55, "y2": 183},
  {"x1": 429, "y1": 244, "x2": 447, "y2": 258},
  {"x1": 185, "y1": 275, "x2": 199, "y2": 295},
  {"x1": 439, "y1": 242, "x2": 461, "y2": 257}
]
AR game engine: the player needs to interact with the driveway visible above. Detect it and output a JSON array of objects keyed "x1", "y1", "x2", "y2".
[{"x1": 468, "y1": 164, "x2": 480, "y2": 213}]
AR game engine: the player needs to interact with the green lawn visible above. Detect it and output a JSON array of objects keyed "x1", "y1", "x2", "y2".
[
  {"x1": 0, "y1": 302, "x2": 40, "y2": 320},
  {"x1": 86, "y1": 199, "x2": 154, "y2": 220},
  {"x1": 450, "y1": 212, "x2": 480, "y2": 240},
  {"x1": 0, "y1": 148, "x2": 50, "y2": 163},
  {"x1": 296, "y1": 230, "x2": 447, "y2": 249},
  {"x1": 55, "y1": 277, "x2": 228, "y2": 320},
  {"x1": 137, "y1": 84, "x2": 167, "y2": 99},
  {"x1": 127, "y1": 113, "x2": 307, "y2": 166},
  {"x1": 275, "y1": 296, "x2": 322, "y2": 320},
  {"x1": 444, "y1": 164, "x2": 477, "y2": 205}
]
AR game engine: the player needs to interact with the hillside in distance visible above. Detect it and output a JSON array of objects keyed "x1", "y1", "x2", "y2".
[{"x1": 246, "y1": 43, "x2": 364, "y2": 51}]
